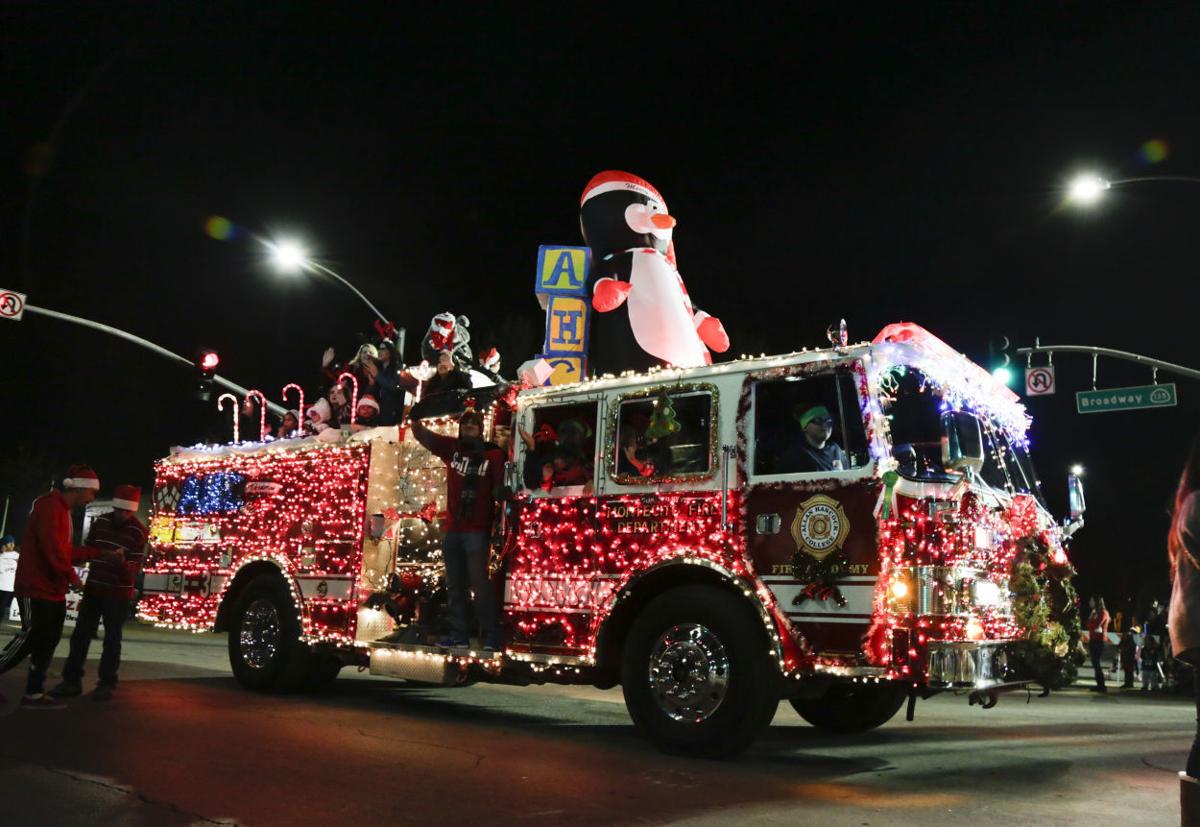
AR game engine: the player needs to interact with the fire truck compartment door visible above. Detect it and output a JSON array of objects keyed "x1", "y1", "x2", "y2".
[{"x1": 747, "y1": 483, "x2": 881, "y2": 654}]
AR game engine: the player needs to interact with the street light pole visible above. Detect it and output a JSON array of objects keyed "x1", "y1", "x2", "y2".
[
  {"x1": 306, "y1": 260, "x2": 390, "y2": 326},
  {"x1": 1066, "y1": 172, "x2": 1200, "y2": 206},
  {"x1": 23, "y1": 304, "x2": 287, "y2": 415},
  {"x1": 265, "y1": 239, "x2": 406, "y2": 359}
]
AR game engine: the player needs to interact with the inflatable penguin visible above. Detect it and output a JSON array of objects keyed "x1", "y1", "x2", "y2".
[{"x1": 580, "y1": 171, "x2": 728, "y2": 374}]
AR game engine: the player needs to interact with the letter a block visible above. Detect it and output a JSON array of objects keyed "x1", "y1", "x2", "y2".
[{"x1": 536, "y1": 246, "x2": 591, "y2": 298}]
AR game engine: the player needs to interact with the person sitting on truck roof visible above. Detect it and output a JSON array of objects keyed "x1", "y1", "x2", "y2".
[
  {"x1": 350, "y1": 395, "x2": 381, "y2": 432},
  {"x1": 305, "y1": 398, "x2": 333, "y2": 435},
  {"x1": 410, "y1": 406, "x2": 505, "y2": 651},
  {"x1": 276, "y1": 410, "x2": 300, "y2": 439},
  {"x1": 423, "y1": 350, "x2": 473, "y2": 398},
  {"x1": 777, "y1": 405, "x2": 847, "y2": 474}
]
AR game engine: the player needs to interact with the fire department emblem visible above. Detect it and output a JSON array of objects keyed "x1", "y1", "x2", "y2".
[{"x1": 790, "y1": 494, "x2": 850, "y2": 561}]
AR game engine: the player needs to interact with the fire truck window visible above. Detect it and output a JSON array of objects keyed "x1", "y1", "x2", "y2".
[
  {"x1": 880, "y1": 368, "x2": 954, "y2": 481},
  {"x1": 522, "y1": 401, "x2": 598, "y2": 492},
  {"x1": 615, "y1": 391, "x2": 713, "y2": 481},
  {"x1": 753, "y1": 373, "x2": 867, "y2": 475},
  {"x1": 979, "y1": 427, "x2": 1015, "y2": 491},
  {"x1": 987, "y1": 430, "x2": 1041, "y2": 498}
]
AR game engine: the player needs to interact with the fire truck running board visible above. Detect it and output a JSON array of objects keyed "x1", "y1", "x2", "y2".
[{"x1": 368, "y1": 642, "x2": 500, "y2": 686}]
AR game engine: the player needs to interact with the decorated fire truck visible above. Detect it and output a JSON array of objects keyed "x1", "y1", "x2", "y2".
[{"x1": 141, "y1": 322, "x2": 1084, "y2": 756}]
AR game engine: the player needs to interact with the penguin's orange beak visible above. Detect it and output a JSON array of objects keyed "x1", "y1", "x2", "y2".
[{"x1": 651, "y1": 213, "x2": 677, "y2": 229}]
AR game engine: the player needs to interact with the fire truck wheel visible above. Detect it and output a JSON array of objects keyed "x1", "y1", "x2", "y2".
[
  {"x1": 305, "y1": 654, "x2": 343, "y2": 690},
  {"x1": 228, "y1": 575, "x2": 309, "y2": 692},
  {"x1": 621, "y1": 585, "x2": 779, "y2": 758},
  {"x1": 789, "y1": 682, "x2": 908, "y2": 733}
]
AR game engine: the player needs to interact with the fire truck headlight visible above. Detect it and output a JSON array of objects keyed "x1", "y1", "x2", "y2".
[{"x1": 890, "y1": 579, "x2": 909, "y2": 599}]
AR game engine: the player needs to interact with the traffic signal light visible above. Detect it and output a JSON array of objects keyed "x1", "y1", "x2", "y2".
[
  {"x1": 195, "y1": 349, "x2": 219, "y2": 400},
  {"x1": 988, "y1": 335, "x2": 1013, "y2": 386}
]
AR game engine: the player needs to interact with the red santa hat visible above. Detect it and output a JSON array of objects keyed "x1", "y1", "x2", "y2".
[
  {"x1": 63, "y1": 465, "x2": 100, "y2": 491},
  {"x1": 580, "y1": 170, "x2": 667, "y2": 209},
  {"x1": 481, "y1": 347, "x2": 500, "y2": 371},
  {"x1": 357, "y1": 395, "x2": 380, "y2": 415},
  {"x1": 112, "y1": 484, "x2": 141, "y2": 512}
]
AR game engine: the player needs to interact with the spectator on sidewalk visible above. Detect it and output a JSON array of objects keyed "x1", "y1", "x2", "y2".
[
  {"x1": 1119, "y1": 628, "x2": 1138, "y2": 689},
  {"x1": 51, "y1": 485, "x2": 148, "y2": 702},
  {"x1": 0, "y1": 466, "x2": 113, "y2": 708},
  {"x1": 0, "y1": 536, "x2": 17, "y2": 625},
  {"x1": 1141, "y1": 634, "x2": 1164, "y2": 692},
  {"x1": 1087, "y1": 595, "x2": 1110, "y2": 693}
]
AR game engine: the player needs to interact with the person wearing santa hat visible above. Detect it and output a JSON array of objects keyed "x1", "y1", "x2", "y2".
[
  {"x1": 52, "y1": 484, "x2": 148, "y2": 701},
  {"x1": 350, "y1": 394, "x2": 381, "y2": 432},
  {"x1": 0, "y1": 465, "x2": 110, "y2": 708}
]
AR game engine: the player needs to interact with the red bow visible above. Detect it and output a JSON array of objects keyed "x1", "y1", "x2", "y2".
[{"x1": 374, "y1": 319, "x2": 397, "y2": 342}]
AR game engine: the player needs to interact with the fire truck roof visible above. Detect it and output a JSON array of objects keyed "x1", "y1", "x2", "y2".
[{"x1": 520, "y1": 322, "x2": 1029, "y2": 438}]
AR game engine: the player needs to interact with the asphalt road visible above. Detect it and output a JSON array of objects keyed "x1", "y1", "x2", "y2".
[{"x1": 0, "y1": 622, "x2": 1189, "y2": 826}]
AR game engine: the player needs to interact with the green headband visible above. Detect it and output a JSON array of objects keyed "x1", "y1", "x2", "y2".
[{"x1": 798, "y1": 405, "x2": 831, "y2": 428}]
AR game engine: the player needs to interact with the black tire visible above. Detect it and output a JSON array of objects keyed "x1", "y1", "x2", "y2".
[
  {"x1": 790, "y1": 682, "x2": 907, "y2": 733},
  {"x1": 228, "y1": 575, "x2": 310, "y2": 692},
  {"x1": 621, "y1": 585, "x2": 780, "y2": 758},
  {"x1": 304, "y1": 653, "x2": 343, "y2": 690}
]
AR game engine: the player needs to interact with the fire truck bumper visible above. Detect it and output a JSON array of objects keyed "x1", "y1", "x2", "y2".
[{"x1": 925, "y1": 641, "x2": 1025, "y2": 689}]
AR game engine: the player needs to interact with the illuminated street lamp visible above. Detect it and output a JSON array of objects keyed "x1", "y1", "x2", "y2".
[
  {"x1": 1066, "y1": 174, "x2": 1110, "y2": 206},
  {"x1": 1070, "y1": 463, "x2": 1085, "y2": 477},
  {"x1": 265, "y1": 238, "x2": 390, "y2": 326}
]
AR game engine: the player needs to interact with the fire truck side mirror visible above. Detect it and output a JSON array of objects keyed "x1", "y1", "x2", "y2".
[
  {"x1": 1067, "y1": 474, "x2": 1086, "y2": 521},
  {"x1": 940, "y1": 411, "x2": 984, "y2": 475},
  {"x1": 504, "y1": 460, "x2": 520, "y2": 494}
]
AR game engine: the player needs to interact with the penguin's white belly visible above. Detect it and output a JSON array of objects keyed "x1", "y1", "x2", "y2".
[{"x1": 626, "y1": 252, "x2": 707, "y2": 367}]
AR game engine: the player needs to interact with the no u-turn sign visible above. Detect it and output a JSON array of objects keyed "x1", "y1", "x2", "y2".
[
  {"x1": 0, "y1": 288, "x2": 27, "y2": 321},
  {"x1": 1025, "y1": 365, "x2": 1055, "y2": 396}
]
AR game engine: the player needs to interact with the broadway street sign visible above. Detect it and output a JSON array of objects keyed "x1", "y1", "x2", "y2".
[{"x1": 1076, "y1": 383, "x2": 1178, "y2": 414}]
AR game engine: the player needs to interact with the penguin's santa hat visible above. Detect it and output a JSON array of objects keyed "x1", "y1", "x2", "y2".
[{"x1": 581, "y1": 171, "x2": 667, "y2": 209}]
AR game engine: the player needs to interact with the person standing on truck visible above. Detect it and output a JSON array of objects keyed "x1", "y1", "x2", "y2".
[
  {"x1": 51, "y1": 485, "x2": 148, "y2": 702},
  {"x1": 0, "y1": 465, "x2": 109, "y2": 709},
  {"x1": 410, "y1": 406, "x2": 505, "y2": 650},
  {"x1": 778, "y1": 405, "x2": 847, "y2": 473},
  {"x1": 1086, "y1": 595, "x2": 1111, "y2": 693}
]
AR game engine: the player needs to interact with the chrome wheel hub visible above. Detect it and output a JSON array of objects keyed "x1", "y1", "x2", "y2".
[
  {"x1": 648, "y1": 623, "x2": 730, "y2": 722},
  {"x1": 241, "y1": 598, "x2": 280, "y2": 669}
]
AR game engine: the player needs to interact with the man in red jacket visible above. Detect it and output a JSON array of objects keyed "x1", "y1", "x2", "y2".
[
  {"x1": 0, "y1": 465, "x2": 107, "y2": 709},
  {"x1": 52, "y1": 484, "x2": 147, "y2": 701},
  {"x1": 410, "y1": 406, "x2": 506, "y2": 650}
]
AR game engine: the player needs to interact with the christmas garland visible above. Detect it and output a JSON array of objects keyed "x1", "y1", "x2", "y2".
[
  {"x1": 791, "y1": 549, "x2": 849, "y2": 608},
  {"x1": 1008, "y1": 531, "x2": 1082, "y2": 690}
]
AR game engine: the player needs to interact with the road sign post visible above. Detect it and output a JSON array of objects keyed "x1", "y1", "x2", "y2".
[{"x1": 1075, "y1": 383, "x2": 1178, "y2": 414}]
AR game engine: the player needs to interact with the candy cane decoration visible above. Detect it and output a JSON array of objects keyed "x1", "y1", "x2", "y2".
[
  {"x1": 244, "y1": 390, "x2": 268, "y2": 441},
  {"x1": 337, "y1": 372, "x2": 359, "y2": 426},
  {"x1": 282, "y1": 383, "x2": 304, "y2": 436},
  {"x1": 217, "y1": 393, "x2": 239, "y2": 443}
]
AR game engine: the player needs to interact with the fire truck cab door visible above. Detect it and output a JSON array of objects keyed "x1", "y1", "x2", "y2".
[{"x1": 743, "y1": 366, "x2": 881, "y2": 656}]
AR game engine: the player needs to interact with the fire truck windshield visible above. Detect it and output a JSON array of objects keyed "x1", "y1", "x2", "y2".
[{"x1": 883, "y1": 367, "x2": 1046, "y2": 502}]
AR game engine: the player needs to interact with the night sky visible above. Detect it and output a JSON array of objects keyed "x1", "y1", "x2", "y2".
[{"x1": 3, "y1": 4, "x2": 1198, "y2": 613}]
